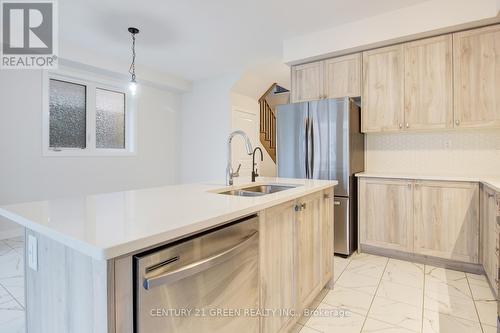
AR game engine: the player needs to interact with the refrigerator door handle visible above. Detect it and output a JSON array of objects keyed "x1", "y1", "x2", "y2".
[
  {"x1": 304, "y1": 117, "x2": 310, "y2": 178},
  {"x1": 309, "y1": 117, "x2": 314, "y2": 179}
]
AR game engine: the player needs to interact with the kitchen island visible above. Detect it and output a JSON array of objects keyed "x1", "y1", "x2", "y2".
[{"x1": 0, "y1": 177, "x2": 337, "y2": 333}]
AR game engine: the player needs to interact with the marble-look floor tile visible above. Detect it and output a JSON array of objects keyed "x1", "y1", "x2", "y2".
[
  {"x1": 304, "y1": 302, "x2": 366, "y2": 333},
  {"x1": 362, "y1": 317, "x2": 417, "y2": 333},
  {"x1": 422, "y1": 308, "x2": 482, "y2": 333},
  {"x1": 0, "y1": 242, "x2": 12, "y2": 256},
  {"x1": 468, "y1": 282, "x2": 496, "y2": 301},
  {"x1": 382, "y1": 259, "x2": 424, "y2": 289},
  {"x1": 367, "y1": 296, "x2": 422, "y2": 332},
  {"x1": 322, "y1": 286, "x2": 374, "y2": 316},
  {"x1": 344, "y1": 260, "x2": 386, "y2": 280},
  {"x1": 481, "y1": 324, "x2": 498, "y2": 333},
  {"x1": 465, "y1": 273, "x2": 496, "y2": 301},
  {"x1": 333, "y1": 256, "x2": 351, "y2": 281},
  {"x1": 376, "y1": 280, "x2": 423, "y2": 308},
  {"x1": 423, "y1": 291, "x2": 478, "y2": 322},
  {"x1": 349, "y1": 253, "x2": 389, "y2": 267},
  {"x1": 466, "y1": 272, "x2": 489, "y2": 286},
  {"x1": 0, "y1": 309, "x2": 24, "y2": 333},
  {"x1": 0, "y1": 285, "x2": 22, "y2": 311},
  {"x1": 424, "y1": 266, "x2": 471, "y2": 298},
  {"x1": 4, "y1": 237, "x2": 24, "y2": 250},
  {"x1": 474, "y1": 300, "x2": 497, "y2": 327},
  {"x1": 333, "y1": 256, "x2": 350, "y2": 278},
  {"x1": 425, "y1": 266, "x2": 468, "y2": 286},
  {"x1": 335, "y1": 270, "x2": 380, "y2": 295},
  {"x1": 0, "y1": 250, "x2": 23, "y2": 279},
  {"x1": 297, "y1": 324, "x2": 321, "y2": 333},
  {"x1": 0, "y1": 277, "x2": 24, "y2": 307}
]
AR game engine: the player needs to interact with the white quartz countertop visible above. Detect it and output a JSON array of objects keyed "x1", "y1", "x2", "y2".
[
  {"x1": 0, "y1": 177, "x2": 336, "y2": 260},
  {"x1": 356, "y1": 172, "x2": 500, "y2": 193}
]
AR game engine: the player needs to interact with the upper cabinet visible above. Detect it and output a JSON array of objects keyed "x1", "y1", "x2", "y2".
[
  {"x1": 404, "y1": 35, "x2": 453, "y2": 130},
  {"x1": 453, "y1": 25, "x2": 500, "y2": 128},
  {"x1": 362, "y1": 45, "x2": 405, "y2": 132},
  {"x1": 291, "y1": 53, "x2": 361, "y2": 103},
  {"x1": 291, "y1": 62, "x2": 324, "y2": 103},
  {"x1": 324, "y1": 53, "x2": 361, "y2": 99},
  {"x1": 290, "y1": 24, "x2": 500, "y2": 133}
]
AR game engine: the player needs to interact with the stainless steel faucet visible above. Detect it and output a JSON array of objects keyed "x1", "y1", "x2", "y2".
[{"x1": 226, "y1": 130, "x2": 253, "y2": 186}]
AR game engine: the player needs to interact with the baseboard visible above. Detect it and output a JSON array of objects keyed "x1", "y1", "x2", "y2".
[
  {"x1": 360, "y1": 244, "x2": 484, "y2": 275},
  {"x1": 0, "y1": 227, "x2": 23, "y2": 240}
]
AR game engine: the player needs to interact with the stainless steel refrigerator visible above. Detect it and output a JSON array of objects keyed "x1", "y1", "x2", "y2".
[{"x1": 276, "y1": 97, "x2": 364, "y2": 256}]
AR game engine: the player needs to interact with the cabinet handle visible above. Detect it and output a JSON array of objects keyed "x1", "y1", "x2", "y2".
[
  {"x1": 294, "y1": 203, "x2": 307, "y2": 211},
  {"x1": 406, "y1": 123, "x2": 410, "y2": 128},
  {"x1": 399, "y1": 123, "x2": 403, "y2": 129},
  {"x1": 455, "y1": 119, "x2": 460, "y2": 126},
  {"x1": 333, "y1": 201, "x2": 341, "y2": 206}
]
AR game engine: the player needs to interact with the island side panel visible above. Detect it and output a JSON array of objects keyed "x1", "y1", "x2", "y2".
[{"x1": 25, "y1": 229, "x2": 115, "y2": 333}]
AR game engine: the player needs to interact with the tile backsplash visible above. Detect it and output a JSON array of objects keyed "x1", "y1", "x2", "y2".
[{"x1": 365, "y1": 129, "x2": 500, "y2": 177}]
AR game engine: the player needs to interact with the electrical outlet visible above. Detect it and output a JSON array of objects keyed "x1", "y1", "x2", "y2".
[{"x1": 27, "y1": 235, "x2": 38, "y2": 271}]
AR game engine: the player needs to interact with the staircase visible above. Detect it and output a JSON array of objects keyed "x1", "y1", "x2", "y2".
[{"x1": 258, "y1": 83, "x2": 290, "y2": 163}]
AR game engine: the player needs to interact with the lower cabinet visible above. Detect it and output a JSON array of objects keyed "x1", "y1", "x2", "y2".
[
  {"x1": 321, "y1": 188, "x2": 334, "y2": 286},
  {"x1": 260, "y1": 201, "x2": 297, "y2": 333},
  {"x1": 414, "y1": 181, "x2": 479, "y2": 263},
  {"x1": 359, "y1": 178, "x2": 413, "y2": 252},
  {"x1": 296, "y1": 192, "x2": 322, "y2": 310},
  {"x1": 359, "y1": 177, "x2": 480, "y2": 264},
  {"x1": 259, "y1": 189, "x2": 334, "y2": 333},
  {"x1": 481, "y1": 185, "x2": 499, "y2": 296}
]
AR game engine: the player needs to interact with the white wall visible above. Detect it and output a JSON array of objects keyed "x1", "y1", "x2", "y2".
[
  {"x1": 0, "y1": 68, "x2": 182, "y2": 237},
  {"x1": 230, "y1": 93, "x2": 276, "y2": 177},
  {"x1": 283, "y1": 0, "x2": 500, "y2": 64},
  {"x1": 179, "y1": 74, "x2": 240, "y2": 183},
  {"x1": 365, "y1": 129, "x2": 500, "y2": 177}
]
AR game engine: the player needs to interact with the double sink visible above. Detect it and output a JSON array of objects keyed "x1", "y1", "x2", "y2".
[{"x1": 218, "y1": 184, "x2": 299, "y2": 197}]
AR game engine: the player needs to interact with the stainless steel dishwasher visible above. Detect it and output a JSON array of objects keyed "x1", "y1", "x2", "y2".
[{"x1": 134, "y1": 215, "x2": 259, "y2": 333}]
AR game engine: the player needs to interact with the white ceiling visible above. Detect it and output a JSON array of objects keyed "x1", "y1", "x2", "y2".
[{"x1": 59, "y1": 0, "x2": 429, "y2": 81}]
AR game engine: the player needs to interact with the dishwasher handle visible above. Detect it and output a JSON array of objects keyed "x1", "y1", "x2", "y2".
[{"x1": 143, "y1": 231, "x2": 258, "y2": 290}]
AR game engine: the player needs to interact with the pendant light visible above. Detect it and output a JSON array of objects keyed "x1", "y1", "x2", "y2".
[{"x1": 128, "y1": 27, "x2": 139, "y2": 95}]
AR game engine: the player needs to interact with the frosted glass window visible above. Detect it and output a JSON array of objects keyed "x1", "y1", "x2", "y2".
[
  {"x1": 49, "y1": 79, "x2": 87, "y2": 148},
  {"x1": 96, "y1": 88, "x2": 126, "y2": 149}
]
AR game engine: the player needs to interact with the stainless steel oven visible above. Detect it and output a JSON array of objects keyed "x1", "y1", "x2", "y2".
[{"x1": 134, "y1": 215, "x2": 259, "y2": 333}]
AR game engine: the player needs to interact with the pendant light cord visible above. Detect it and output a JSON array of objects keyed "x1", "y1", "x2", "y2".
[{"x1": 129, "y1": 33, "x2": 136, "y2": 81}]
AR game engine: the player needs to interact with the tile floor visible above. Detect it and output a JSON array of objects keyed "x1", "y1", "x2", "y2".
[
  {"x1": 0, "y1": 236, "x2": 497, "y2": 333},
  {"x1": 297, "y1": 253, "x2": 498, "y2": 333},
  {"x1": 0, "y1": 236, "x2": 25, "y2": 333}
]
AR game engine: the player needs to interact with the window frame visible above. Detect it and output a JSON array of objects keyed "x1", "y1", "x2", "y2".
[{"x1": 42, "y1": 69, "x2": 136, "y2": 157}]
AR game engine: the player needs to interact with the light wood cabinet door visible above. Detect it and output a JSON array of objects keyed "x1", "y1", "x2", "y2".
[
  {"x1": 296, "y1": 192, "x2": 322, "y2": 310},
  {"x1": 481, "y1": 185, "x2": 499, "y2": 295},
  {"x1": 404, "y1": 35, "x2": 453, "y2": 130},
  {"x1": 414, "y1": 181, "x2": 479, "y2": 263},
  {"x1": 321, "y1": 188, "x2": 334, "y2": 286},
  {"x1": 359, "y1": 178, "x2": 414, "y2": 251},
  {"x1": 291, "y1": 62, "x2": 324, "y2": 103},
  {"x1": 260, "y1": 201, "x2": 297, "y2": 333},
  {"x1": 362, "y1": 45, "x2": 405, "y2": 132},
  {"x1": 453, "y1": 25, "x2": 500, "y2": 128},
  {"x1": 324, "y1": 53, "x2": 361, "y2": 99}
]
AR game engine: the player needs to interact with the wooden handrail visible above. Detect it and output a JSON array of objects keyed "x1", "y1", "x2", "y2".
[
  {"x1": 258, "y1": 97, "x2": 277, "y2": 163},
  {"x1": 258, "y1": 83, "x2": 278, "y2": 103}
]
